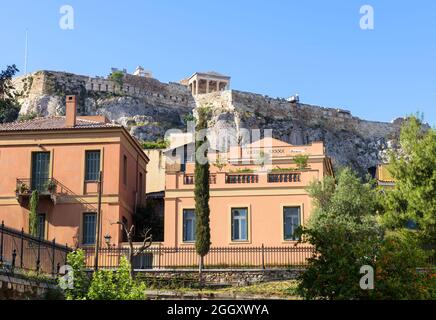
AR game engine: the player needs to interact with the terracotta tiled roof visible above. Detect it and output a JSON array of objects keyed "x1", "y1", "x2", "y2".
[{"x1": 0, "y1": 116, "x2": 122, "y2": 132}]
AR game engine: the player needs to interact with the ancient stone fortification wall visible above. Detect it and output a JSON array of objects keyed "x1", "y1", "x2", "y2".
[{"x1": 13, "y1": 70, "x2": 194, "y2": 111}]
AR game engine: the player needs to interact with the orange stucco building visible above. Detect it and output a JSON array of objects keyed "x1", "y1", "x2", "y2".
[
  {"x1": 0, "y1": 96, "x2": 149, "y2": 248},
  {"x1": 164, "y1": 137, "x2": 334, "y2": 248}
]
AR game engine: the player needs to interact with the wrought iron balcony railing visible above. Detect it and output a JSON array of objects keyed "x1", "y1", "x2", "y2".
[{"x1": 15, "y1": 178, "x2": 58, "y2": 196}]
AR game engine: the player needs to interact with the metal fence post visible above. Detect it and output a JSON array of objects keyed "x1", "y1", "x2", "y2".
[
  {"x1": 261, "y1": 244, "x2": 265, "y2": 270},
  {"x1": 64, "y1": 243, "x2": 69, "y2": 266},
  {"x1": 158, "y1": 243, "x2": 162, "y2": 269},
  {"x1": 51, "y1": 238, "x2": 56, "y2": 276},
  {"x1": 20, "y1": 228, "x2": 24, "y2": 269},
  {"x1": 0, "y1": 221, "x2": 4, "y2": 263},
  {"x1": 12, "y1": 249, "x2": 17, "y2": 273}
]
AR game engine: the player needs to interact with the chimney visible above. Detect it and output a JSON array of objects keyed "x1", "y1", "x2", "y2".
[{"x1": 65, "y1": 95, "x2": 77, "y2": 127}]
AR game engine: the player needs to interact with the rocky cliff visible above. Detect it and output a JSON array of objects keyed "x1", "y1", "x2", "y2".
[{"x1": 12, "y1": 70, "x2": 404, "y2": 175}]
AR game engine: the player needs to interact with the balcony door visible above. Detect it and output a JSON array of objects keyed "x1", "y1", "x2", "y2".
[{"x1": 31, "y1": 152, "x2": 50, "y2": 192}]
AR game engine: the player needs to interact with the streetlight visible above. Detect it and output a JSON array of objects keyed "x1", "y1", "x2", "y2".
[{"x1": 104, "y1": 234, "x2": 112, "y2": 247}]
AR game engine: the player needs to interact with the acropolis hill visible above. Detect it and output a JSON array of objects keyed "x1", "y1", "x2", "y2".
[{"x1": 12, "y1": 67, "x2": 404, "y2": 175}]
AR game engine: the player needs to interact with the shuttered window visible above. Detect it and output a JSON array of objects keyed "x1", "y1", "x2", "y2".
[
  {"x1": 83, "y1": 213, "x2": 97, "y2": 245},
  {"x1": 85, "y1": 151, "x2": 100, "y2": 181}
]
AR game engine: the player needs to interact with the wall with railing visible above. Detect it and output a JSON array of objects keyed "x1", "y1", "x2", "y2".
[
  {"x1": 84, "y1": 245, "x2": 314, "y2": 270},
  {"x1": 166, "y1": 170, "x2": 318, "y2": 190},
  {"x1": 0, "y1": 222, "x2": 72, "y2": 275}
]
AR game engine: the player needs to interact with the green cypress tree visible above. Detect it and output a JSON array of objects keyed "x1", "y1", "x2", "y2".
[
  {"x1": 29, "y1": 190, "x2": 39, "y2": 236},
  {"x1": 194, "y1": 106, "x2": 211, "y2": 281}
]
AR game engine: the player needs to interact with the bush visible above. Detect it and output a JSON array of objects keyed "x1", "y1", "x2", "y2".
[
  {"x1": 87, "y1": 257, "x2": 146, "y2": 300},
  {"x1": 294, "y1": 154, "x2": 309, "y2": 169},
  {"x1": 372, "y1": 230, "x2": 436, "y2": 300},
  {"x1": 62, "y1": 249, "x2": 90, "y2": 300},
  {"x1": 141, "y1": 139, "x2": 169, "y2": 150}
]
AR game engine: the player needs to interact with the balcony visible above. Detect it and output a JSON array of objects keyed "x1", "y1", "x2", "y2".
[
  {"x1": 15, "y1": 178, "x2": 58, "y2": 206},
  {"x1": 183, "y1": 174, "x2": 217, "y2": 185},
  {"x1": 225, "y1": 173, "x2": 259, "y2": 184},
  {"x1": 267, "y1": 173, "x2": 301, "y2": 183}
]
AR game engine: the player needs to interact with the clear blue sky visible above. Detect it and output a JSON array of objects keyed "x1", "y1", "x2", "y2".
[{"x1": 1, "y1": 0, "x2": 435, "y2": 125}]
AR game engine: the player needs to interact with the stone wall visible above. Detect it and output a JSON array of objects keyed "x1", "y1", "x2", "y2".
[
  {"x1": 0, "y1": 271, "x2": 62, "y2": 300},
  {"x1": 137, "y1": 269, "x2": 303, "y2": 286}
]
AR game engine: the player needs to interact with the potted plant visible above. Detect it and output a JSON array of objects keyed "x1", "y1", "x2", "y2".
[
  {"x1": 16, "y1": 182, "x2": 29, "y2": 195},
  {"x1": 45, "y1": 180, "x2": 57, "y2": 193}
]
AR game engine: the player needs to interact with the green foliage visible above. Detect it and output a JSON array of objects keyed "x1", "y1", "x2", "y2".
[
  {"x1": 230, "y1": 167, "x2": 254, "y2": 173},
  {"x1": 294, "y1": 154, "x2": 309, "y2": 169},
  {"x1": 372, "y1": 230, "x2": 435, "y2": 300},
  {"x1": 29, "y1": 190, "x2": 39, "y2": 236},
  {"x1": 0, "y1": 65, "x2": 20, "y2": 123},
  {"x1": 381, "y1": 115, "x2": 436, "y2": 244},
  {"x1": 298, "y1": 167, "x2": 436, "y2": 300},
  {"x1": 213, "y1": 153, "x2": 226, "y2": 171},
  {"x1": 87, "y1": 257, "x2": 146, "y2": 300},
  {"x1": 18, "y1": 112, "x2": 37, "y2": 122},
  {"x1": 141, "y1": 139, "x2": 169, "y2": 150},
  {"x1": 297, "y1": 168, "x2": 383, "y2": 300},
  {"x1": 194, "y1": 106, "x2": 211, "y2": 258},
  {"x1": 63, "y1": 249, "x2": 90, "y2": 300},
  {"x1": 183, "y1": 113, "x2": 195, "y2": 124},
  {"x1": 109, "y1": 70, "x2": 124, "y2": 87}
]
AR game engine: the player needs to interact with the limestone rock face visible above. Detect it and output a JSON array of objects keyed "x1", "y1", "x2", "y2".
[{"x1": 12, "y1": 70, "x2": 404, "y2": 175}]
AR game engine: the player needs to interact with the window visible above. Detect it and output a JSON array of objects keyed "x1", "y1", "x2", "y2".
[
  {"x1": 231, "y1": 208, "x2": 248, "y2": 241},
  {"x1": 85, "y1": 150, "x2": 100, "y2": 181},
  {"x1": 123, "y1": 155, "x2": 127, "y2": 185},
  {"x1": 284, "y1": 207, "x2": 301, "y2": 241},
  {"x1": 82, "y1": 213, "x2": 97, "y2": 245},
  {"x1": 37, "y1": 214, "x2": 46, "y2": 239},
  {"x1": 183, "y1": 209, "x2": 196, "y2": 242},
  {"x1": 31, "y1": 152, "x2": 50, "y2": 191}
]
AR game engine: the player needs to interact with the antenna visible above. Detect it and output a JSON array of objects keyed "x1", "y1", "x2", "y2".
[{"x1": 24, "y1": 29, "x2": 28, "y2": 75}]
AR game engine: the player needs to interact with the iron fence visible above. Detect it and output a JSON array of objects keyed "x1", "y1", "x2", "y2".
[
  {"x1": 0, "y1": 221, "x2": 72, "y2": 275},
  {"x1": 84, "y1": 244, "x2": 315, "y2": 270}
]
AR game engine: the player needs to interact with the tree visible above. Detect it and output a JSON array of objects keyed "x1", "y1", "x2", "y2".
[
  {"x1": 114, "y1": 221, "x2": 152, "y2": 277},
  {"x1": 109, "y1": 70, "x2": 124, "y2": 90},
  {"x1": 194, "y1": 106, "x2": 211, "y2": 283},
  {"x1": 381, "y1": 115, "x2": 436, "y2": 245},
  {"x1": 0, "y1": 65, "x2": 20, "y2": 123},
  {"x1": 29, "y1": 190, "x2": 39, "y2": 236},
  {"x1": 298, "y1": 167, "x2": 435, "y2": 300},
  {"x1": 297, "y1": 168, "x2": 383, "y2": 300}
]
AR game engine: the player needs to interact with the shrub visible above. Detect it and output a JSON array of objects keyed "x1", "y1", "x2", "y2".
[
  {"x1": 141, "y1": 139, "x2": 169, "y2": 150},
  {"x1": 294, "y1": 154, "x2": 309, "y2": 169},
  {"x1": 372, "y1": 230, "x2": 436, "y2": 300},
  {"x1": 87, "y1": 257, "x2": 146, "y2": 300},
  {"x1": 62, "y1": 249, "x2": 90, "y2": 300}
]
